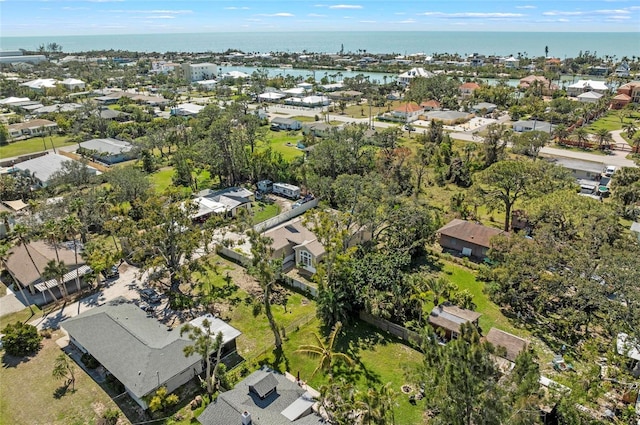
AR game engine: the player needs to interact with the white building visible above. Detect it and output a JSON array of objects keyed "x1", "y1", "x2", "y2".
[
  {"x1": 170, "y1": 103, "x2": 205, "y2": 117},
  {"x1": 181, "y1": 62, "x2": 217, "y2": 82},
  {"x1": 567, "y1": 80, "x2": 609, "y2": 97},
  {"x1": 20, "y1": 78, "x2": 58, "y2": 91},
  {"x1": 60, "y1": 78, "x2": 86, "y2": 91},
  {"x1": 398, "y1": 67, "x2": 434, "y2": 86}
]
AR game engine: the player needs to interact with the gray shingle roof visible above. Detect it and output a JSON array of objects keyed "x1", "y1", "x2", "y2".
[
  {"x1": 248, "y1": 373, "x2": 279, "y2": 399},
  {"x1": 62, "y1": 299, "x2": 241, "y2": 399},
  {"x1": 197, "y1": 367, "x2": 324, "y2": 425},
  {"x1": 79, "y1": 138, "x2": 133, "y2": 155}
]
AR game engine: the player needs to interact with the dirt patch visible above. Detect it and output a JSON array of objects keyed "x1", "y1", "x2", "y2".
[{"x1": 217, "y1": 258, "x2": 261, "y2": 295}]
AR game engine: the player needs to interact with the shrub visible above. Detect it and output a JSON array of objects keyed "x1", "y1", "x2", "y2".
[
  {"x1": 148, "y1": 386, "x2": 179, "y2": 412},
  {"x1": 81, "y1": 352, "x2": 100, "y2": 369},
  {"x1": 1, "y1": 321, "x2": 42, "y2": 357},
  {"x1": 102, "y1": 408, "x2": 120, "y2": 425},
  {"x1": 40, "y1": 328, "x2": 53, "y2": 339}
]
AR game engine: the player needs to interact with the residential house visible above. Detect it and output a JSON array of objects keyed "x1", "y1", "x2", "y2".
[
  {"x1": 5, "y1": 240, "x2": 90, "y2": 300},
  {"x1": 577, "y1": 91, "x2": 603, "y2": 104},
  {"x1": 192, "y1": 187, "x2": 254, "y2": 221},
  {"x1": 60, "y1": 78, "x2": 86, "y2": 91},
  {"x1": 614, "y1": 61, "x2": 630, "y2": 77},
  {"x1": 285, "y1": 96, "x2": 330, "y2": 107},
  {"x1": 428, "y1": 303, "x2": 481, "y2": 340},
  {"x1": 13, "y1": 153, "x2": 100, "y2": 187},
  {"x1": 78, "y1": 138, "x2": 135, "y2": 165},
  {"x1": 63, "y1": 300, "x2": 241, "y2": 409},
  {"x1": 391, "y1": 102, "x2": 423, "y2": 123},
  {"x1": 151, "y1": 61, "x2": 178, "y2": 75},
  {"x1": 437, "y1": 219, "x2": 506, "y2": 259},
  {"x1": 397, "y1": 67, "x2": 434, "y2": 86},
  {"x1": 263, "y1": 217, "x2": 323, "y2": 274},
  {"x1": 195, "y1": 80, "x2": 217, "y2": 91},
  {"x1": 96, "y1": 107, "x2": 131, "y2": 122},
  {"x1": 566, "y1": 80, "x2": 609, "y2": 97},
  {"x1": 181, "y1": 62, "x2": 218, "y2": 82},
  {"x1": 547, "y1": 157, "x2": 604, "y2": 180},
  {"x1": 471, "y1": 102, "x2": 497, "y2": 114},
  {"x1": 270, "y1": 117, "x2": 302, "y2": 131},
  {"x1": 197, "y1": 366, "x2": 323, "y2": 425},
  {"x1": 258, "y1": 92, "x2": 286, "y2": 103},
  {"x1": 503, "y1": 57, "x2": 520, "y2": 69},
  {"x1": 518, "y1": 75, "x2": 558, "y2": 95},
  {"x1": 512, "y1": 120, "x2": 554, "y2": 133},
  {"x1": 616, "y1": 333, "x2": 640, "y2": 377},
  {"x1": 20, "y1": 78, "x2": 58, "y2": 91},
  {"x1": 459, "y1": 82, "x2": 481, "y2": 99},
  {"x1": 611, "y1": 93, "x2": 632, "y2": 110},
  {"x1": 617, "y1": 81, "x2": 640, "y2": 105},
  {"x1": 7, "y1": 119, "x2": 58, "y2": 141},
  {"x1": 424, "y1": 110, "x2": 473, "y2": 126},
  {"x1": 326, "y1": 90, "x2": 363, "y2": 102},
  {"x1": 485, "y1": 328, "x2": 529, "y2": 363},
  {"x1": 468, "y1": 54, "x2": 485, "y2": 67},
  {"x1": 171, "y1": 103, "x2": 205, "y2": 117},
  {"x1": 31, "y1": 103, "x2": 84, "y2": 115},
  {"x1": 420, "y1": 100, "x2": 441, "y2": 111},
  {"x1": 302, "y1": 122, "x2": 337, "y2": 138}
]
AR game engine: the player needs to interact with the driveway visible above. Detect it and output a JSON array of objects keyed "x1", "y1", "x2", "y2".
[{"x1": 29, "y1": 263, "x2": 147, "y2": 330}]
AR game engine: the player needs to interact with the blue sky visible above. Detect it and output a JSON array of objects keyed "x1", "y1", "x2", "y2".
[{"x1": 1, "y1": 0, "x2": 639, "y2": 36}]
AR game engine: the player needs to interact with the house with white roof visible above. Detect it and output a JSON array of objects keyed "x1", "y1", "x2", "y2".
[
  {"x1": 7, "y1": 119, "x2": 58, "y2": 140},
  {"x1": 171, "y1": 103, "x2": 205, "y2": 117},
  {"x1": 258, "y1": 92, "x2": 286, "y2": 103},
  {"x1": 78, "y1": 138, "x2": 135, "y2": 164},
  {"x1": 577, "y1": 91, "x2": 604, "y2": 104},
  {"x1": 398, "y1": 67, "x2": 434, "y2": 86},
  {"x1": 567, "y1": 80, "x2": 609, "y2": 97},
  {"x1": 191, "y1": 187, "x2": 254, "y2": 221},
  {"x1": 20, "y1": 78, "x2": 58, "y2": 91},
  {"x1": 60, "y1": 78, "x2": 86, "y2": 91}
]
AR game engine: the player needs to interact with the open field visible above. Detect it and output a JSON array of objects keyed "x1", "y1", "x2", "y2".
[
  {"x1": 251, "y1": 201, "x2": 280, "y2": 224},
  {"x1": 586, "y1": 110, "x2": 640, "y2": 134},
  {"x1": 0, "y1": 135, "x2": 76, "y2": 158},
  {"x1": 0, "y1": 330, "x2": 124, "y2": 425}
]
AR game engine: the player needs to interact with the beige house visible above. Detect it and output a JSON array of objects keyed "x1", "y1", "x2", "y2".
[{"x1": 7, "y1": 119, "x2": 58, "y2": 140}]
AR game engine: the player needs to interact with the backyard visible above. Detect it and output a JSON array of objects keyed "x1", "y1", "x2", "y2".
[
  {"x1": 0, "y1": 135, "x2": 77, "y2": 158},
  {"x1": 259, "y1": 131, "x2": 305, "y2": 161},
  {"x1": 0, "y1": 330, "x2": 124, "y2": 425}
]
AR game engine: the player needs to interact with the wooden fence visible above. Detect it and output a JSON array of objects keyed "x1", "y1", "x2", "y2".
[{"x1": 358, "y1": 311, "x2": 424, "y2": 349}]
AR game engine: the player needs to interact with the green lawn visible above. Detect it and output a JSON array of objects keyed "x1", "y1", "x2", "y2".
[
  {"x1": 252, "y1": 201, "x2": 280, "y2": 224},
  {"x1": 148, "y1": 167, "x2": 213, "y2": 194},
  {"x1": 257, "y1": 318, "x2": 425, "y2": 425},
  {"x1": 586, "y1": 110, "x2": 640, "y2": 134},
  {"x1": 0, "y1": 135, "x2": 77, "y2": 158},
  {"x1": 439, "y1": 262, "x2": 525, "y2": 336},
  {"x1": 0, "y1": 330, "x2": 124, "y2": 425},
  {"x1": 0, "y1": 305, "x2": 43, "y2": 330},
  {"x1": 259, "y1": 131, "x2": 305, "y2": 161}
]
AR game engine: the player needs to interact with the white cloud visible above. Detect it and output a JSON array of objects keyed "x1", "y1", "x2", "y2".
[
  {"x1": 224, "y1": 6, "x2": 249, "y2": 10},
  {"x1": 258, "y1": 12, "x2": 294, "y2": 17},
  {"x1": 329, "y1": 4, "x2": 363, "y2": 9},
  {"x1": 607, "y1": 14, "x2": 631, "y2": 19},
  {"x1": 359, "y1": 20, "x2": 376, "y2": 23},
  {"x1": 421, "y1": 12, "x2": 524, "y2": 18},
  {"x1": 542, "y1": 11, "x2": 584, "y2": 16},
  {"x1": 515, "y1": 5, "x2": 536, "y2": 9},
  {"x1": 146, "y1": 15, "x2": 175, "y2": 19},
  {"x1": 307, "y1": 13, "x2": 327, "y2": 17}
]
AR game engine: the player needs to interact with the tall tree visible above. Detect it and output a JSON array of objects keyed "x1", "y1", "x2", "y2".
[
  {"x1": 43, "y1": 260, "x2": 69, "y2": 300},
  {"x1": 180, "y1": 319, "x2": 224, "y2": 394},
  {"x1": 13, "y1": 223, "x2": 57, "y2": 303},
  {"x1": 247, "y1": 230, "x2": 283, "y2": 350},
  {"x1": 0, "y1": 241, "x2": 34, "y2": 314},
  {"x1": 60, "y1": 215, "x2": 83, "y2": 294}
]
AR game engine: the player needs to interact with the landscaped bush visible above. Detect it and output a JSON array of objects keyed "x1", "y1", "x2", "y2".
[
  {"x1": 81, "y1": 352, "x2": 100, "y2": 369},
  {"x1": 1, "y1": 321, "x2": 42, "y2": 357}
]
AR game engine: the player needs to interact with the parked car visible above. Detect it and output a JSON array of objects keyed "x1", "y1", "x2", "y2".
[
  {"x1": 102, "y1": 265, "x2": 120, "y2": 280},
  {"x1": 140, "y1": 288, "x2": 161, "y2": 304}
]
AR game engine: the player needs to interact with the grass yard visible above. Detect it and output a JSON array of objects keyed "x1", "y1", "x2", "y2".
[
  {"x1": 0, "y1": 135, "x2": 77, "y2": 158},
  {"x1": 0, "y1": 330, "x2": 124, "y2": 425},
  {"x1": 259, "y1": 131, "x2": 305, "y2": 161},
  {"x1": 257, "y1": 318, "x2": 425, "y2": 425},
  {"x1": 148, "y1": 167, "x2": 213, "y2": 194},
  {"x1": 288, "y1": 115, "x2": 318, "y2": 123},
  {"x1": 0, "y1": 305, "x2": 43, "y2": 330},
  {"x1": 251, "y1": 201, "x2": 280, "y2": 224},
  {"x1": 586, "y1": 110, "x2": 640, "y2": 134},
  {"x1": 342, "y1": 100, "x2": 400, "y2": 118}
]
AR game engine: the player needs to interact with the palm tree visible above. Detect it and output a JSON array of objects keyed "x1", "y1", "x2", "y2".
[
  {"x1": 426, "y1": 276, "x2": 455, "y2": 307},
  {"x1": 572, "y1": 127, "x2": 590, "y2": 148},
  {"x1": 623, "y1": 121, "x2": 637, "y2": 140},
  {"x1": 52, "y1": 353, "x2": 76, "y2": 391},
  {"x1": 43, "y1": 260, "x2": 69, "y2": 300},
  {"x1": 595, "y1": 128, "x2": 613, "y2": 149},
  {"x1": 42, "y1": 220, "x2": 62, "y2": 263},
  {"x1": 295, "y1": 321, "x2": 354, "y2": 378},
  {"x1": 552, "y1": 124, "x2": 570, "y2": 142},
  {"x1": 13, "y1": 223, "x2": 57, "y2": 303},
  {"x1": 60, "y1": 215, "x2": 82, "y2": 294}
]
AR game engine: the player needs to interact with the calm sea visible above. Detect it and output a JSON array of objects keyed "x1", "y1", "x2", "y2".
[{"x1": 1, "y1": 31, "x2": 636, "y2": 59}]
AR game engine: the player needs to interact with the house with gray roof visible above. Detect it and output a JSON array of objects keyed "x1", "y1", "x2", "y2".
[
  {"x1": 78, "y1": 138, "x2": 135, "y2": 165},
  {"x1": 271, "y1": 117, "x2": 302, "y2": 131},
  {"x1": 512, "y1": 120, "x2": 554, "y2": 134},
  {"x1": 62, "y1": 300, "x2": 241, "y2": 409},
  {"x1": 192, "y1": 187, "x2": 254, "y2": 221},
  {"x1": 197, "y1": 367, "x2": 323, "y2": 425},
  {"x1": 428, "y1": 303, "x2": 481, "y2": 340},
  {"x1": 13, "y1": 153, "x2": 100, "y2": 187}
]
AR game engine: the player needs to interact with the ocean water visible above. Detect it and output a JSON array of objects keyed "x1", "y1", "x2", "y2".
[{"x1": 1, "y1": 31, "x2": 636, "y2": 59}]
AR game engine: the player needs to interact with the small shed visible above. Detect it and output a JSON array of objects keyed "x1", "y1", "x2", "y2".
[{"x1": 485, "y1": 328, "x2": 529, "y2": 362}]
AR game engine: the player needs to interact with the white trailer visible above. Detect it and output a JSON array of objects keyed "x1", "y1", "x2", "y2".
[{"x1": 272, "y1": 182, "x2": 300, "y2": 199}]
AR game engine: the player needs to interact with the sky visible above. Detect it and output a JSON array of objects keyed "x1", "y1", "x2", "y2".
[{"x1": 1, "y1": 0, "x2": 639, "y2": 37}]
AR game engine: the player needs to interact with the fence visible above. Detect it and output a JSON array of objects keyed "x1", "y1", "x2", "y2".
[
  {"x1": 358, "y1": 311, "x2": 424, "y2": 349},
  {"x1": 217, "y1": 246, "x2": 251, "y2": 266},
  {"x1": 253, "y1": 198, "x2": 319, "y2": 233}
]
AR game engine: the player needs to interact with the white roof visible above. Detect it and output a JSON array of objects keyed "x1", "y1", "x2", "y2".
[
  {"x1": 61, "y1": 78, "x2": 85, "y2": 85},
  {"x1": 282, "y1": 87, "x2": 306, "y2": 95},
  {"x1": 222, "y1": 71, "x2": 249, "y2": 79},
  {"x1": 14, "y1": 153, "x2": 99, "y2": 184},
  {"x1": 568, "y1": 80, "x2": 608, "y2": 91},
  {"x1": 196, "y1": 79, "x2": 217, "y2": 86},
  {"x1": 79, "y1": 138, "x2": 132, "y2": 155},
  {"x1": 0, "y1": 96, "x2": 30, "y2": 104},
  {"x1": 617, "y1": 333, "x2": 640, "y2": 361},
  {"x1": 301, "y1": 95, "x2": 329, "y2": 104},
  {"x1": 280, "y1": 392, "x2": 315, "y2": 421},
  {"x1": 398, "y1": 67, "x2": 434, "y2": 79},
  {"x1": 172, "y1": 103, "x2": 204, "y2": 115},
  {"x1": 21, "y1": 78, "x2": 58, "y2": 89},
  {"x1": 258, "y1": 92, "x2": 286, "y2": 100},
  {"x1": 577, "y1": 91, "x2": 604, "y2": 99},
  {"x1": 188, "y1": 314, "x2": 242, "y2": 343}
]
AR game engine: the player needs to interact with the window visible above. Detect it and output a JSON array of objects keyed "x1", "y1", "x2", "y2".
[{"x1": 299, "y1": 250, "x2": 313, "y2": 268}]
